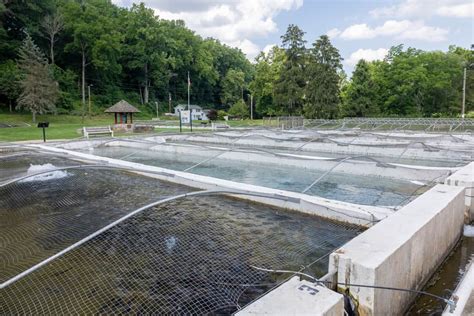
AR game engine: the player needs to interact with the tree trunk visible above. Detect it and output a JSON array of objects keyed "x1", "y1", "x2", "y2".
[
  {"x1": 144, "y1": 63, "x2": 149, "y2": 104},
  {"x1": 81, "y1": 48, "x2": 86, "y2": 122},
  {"x1": 50, "y1": 36, "x2": 55, "y2": 65},
  {"x1": 9, "y1": 99, "x2": 12, "y2": 113},
  {"x1": 32, "y1": 111, "x2": 36, "y2": 123}
]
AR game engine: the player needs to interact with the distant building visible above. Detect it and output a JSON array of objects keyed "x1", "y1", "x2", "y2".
[{"x1": 174, "y1": 104, "x2": 208, "y2": 120}]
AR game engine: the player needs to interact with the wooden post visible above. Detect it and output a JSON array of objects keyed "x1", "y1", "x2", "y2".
[
  {"x1": 130, "y1": 113, "x2": 133, "y2": 123},
  {"x1": 114, "y1": 113, "x2": 117, "y2": 124}
]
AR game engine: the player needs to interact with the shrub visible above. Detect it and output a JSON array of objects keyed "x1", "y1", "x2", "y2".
[
  {"x1": 207, "y1": 109, "x2": 218, "y2": 121},
  {"x1": 217, "y1": 110, "x2": 228, "y2": 120},
  {"x1": 228, "y1": 100, "x2": 249, "y2": 119}
]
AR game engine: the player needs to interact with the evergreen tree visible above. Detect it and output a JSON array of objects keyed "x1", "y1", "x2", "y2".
[
  {"x1": 274, "y1": 24, "x2": 307, "y2": 115},
  {"x1": 17, "y1": 34, "x2": 58, "y2": 122},
  {"x1": 341, "y1": 60, "x2": 379, "y2": 117},
  {"x1": 304, "y1": 35, "x2": 343, "y2": 119},
  {"x1": 0, "y1": 60, "x2": 21, "y2": 112}
]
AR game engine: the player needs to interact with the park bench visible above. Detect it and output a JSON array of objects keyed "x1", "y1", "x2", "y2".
[
  {"x1": 211, "y1": 122, "x2": 230, "y2": 131},
  {"x1": 83, "y1": 126, "x2": 114, "y2": 139}
]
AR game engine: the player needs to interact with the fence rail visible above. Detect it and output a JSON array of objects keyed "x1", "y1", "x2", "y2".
[
  {"x1": 303, "y1": 117, "x2": 474, "y2": 131},
  {"x1": 263, "y1": 116, "x2": 305, "y2": 129}
]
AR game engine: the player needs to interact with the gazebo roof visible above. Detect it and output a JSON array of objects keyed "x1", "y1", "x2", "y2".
[{"x1": 105, "y1": 100, "x2": 140, "y2": 113}]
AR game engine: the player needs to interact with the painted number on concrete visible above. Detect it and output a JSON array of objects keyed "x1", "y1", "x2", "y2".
[{"x1": 298, "y1": 285, "x2": 319, "y2": 296}]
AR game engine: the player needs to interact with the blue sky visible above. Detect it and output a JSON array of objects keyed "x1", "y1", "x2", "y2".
[{"x1": 112, "y1": 0, "x2": 473, "y2": 74}]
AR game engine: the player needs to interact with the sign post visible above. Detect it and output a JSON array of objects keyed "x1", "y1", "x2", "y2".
[
  {"x1": 37, "y1": 122, "x2": 49, "y2": 142},
  {"x1": 190, "y1": 109, "x2": 193, "y2": 132}
]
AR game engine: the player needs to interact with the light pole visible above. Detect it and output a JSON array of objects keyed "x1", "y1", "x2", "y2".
[
  {"x1": 462, "y1": 63, "x2": 474, "y2": 119},
  {"x1": 168, "y1": 92, "x2": 172, "y2": 114},
  {"x1": 88, "y1": 84, "x2": 93, "y2": 119},
  {"x1": 187, "y1": 71, "x2": 191, "y2": 110},
  {"x1": 248, "y1": 94, "x2": 253, "y2": 120}
]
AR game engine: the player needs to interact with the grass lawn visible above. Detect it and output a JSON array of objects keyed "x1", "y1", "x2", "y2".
[
  {"x1": 0, "y1": 113, "x2": 211, "y2": 142},
  {"x1": 0, "y1": 113, "x2": 113, "y2": 142}
]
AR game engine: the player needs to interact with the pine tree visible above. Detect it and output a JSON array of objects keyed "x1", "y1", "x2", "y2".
[
  {"x1": 274, "y1": 24, "x2": 307, "y2": 115},
  {"x1": 304, "y1": 35, "x2": 343, "y2": 119},
  {"x1": 341, "y1": 59, "x2": 379, "y2": 117},
  {"x1": 17, "y1": 34, "x2": 58, "y2": 122}
]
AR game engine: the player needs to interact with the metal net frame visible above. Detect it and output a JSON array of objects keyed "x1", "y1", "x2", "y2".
[
  {"x1": 72, "y1": 129, "x2": 472, "y2": 209},
  {"x1": 0, "y1": 156, "x2": 362, "y2": 314},
  {"x1": 303, "y1": 117, "x2": 474, "y2": 132}
]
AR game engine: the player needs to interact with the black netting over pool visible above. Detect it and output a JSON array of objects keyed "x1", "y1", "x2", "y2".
[{"x1": 0, "y1": 151, "x2": 362, "y2": 314}]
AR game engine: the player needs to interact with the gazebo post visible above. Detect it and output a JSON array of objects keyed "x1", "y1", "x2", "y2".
[
  {"x1": 130, "y1": 113, "x2": 133, "y2": 124},
  {"x1": 114, "y1": 113, "x2": 117, "y2": 124}
]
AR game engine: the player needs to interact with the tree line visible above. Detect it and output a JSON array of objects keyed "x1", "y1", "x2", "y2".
[
  {"x1": 0, "y1": 1, "x2": 472, "y2": 121},
  {"x1": 0, "y1": 0, "x2": 252, "y2": 121},
  {"x1": 252, "y1": 25, "x2": 473, "y2": 119}
]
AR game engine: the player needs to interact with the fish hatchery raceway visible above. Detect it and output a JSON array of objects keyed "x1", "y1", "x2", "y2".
[{"x1": 1, "y1": 126, "x2": 473, "y2": 315}]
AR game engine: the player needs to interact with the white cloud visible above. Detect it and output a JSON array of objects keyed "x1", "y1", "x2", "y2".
[
  {"x1": 345, "y1": 48, "x2": 389, "y2": 67},
  {"x1": 262, "y1": 44, "x2": 277, "y2": 55},
  {"x1": 437, "y1": 3, "x2": 474, "y2": 17},
  {"x1": 326, "y1": 28, "x2": 341, "y2": 39},
  {"x1": 337, "y1": 20, "x2": 448, "y2": 42},
  {"x1": 115, "y1": 0, "x2": 303, "y2": 59},
  {"x1": 370, "y1": 0, "x2": 472, "y2": 19}
]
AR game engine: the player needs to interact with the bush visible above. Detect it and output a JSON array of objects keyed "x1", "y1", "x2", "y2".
[
  {"x1": 466, "y1": 111, "x2": 474, "y2": 118},
  {"x1": 228, "y1": 100, "x2": 249, "y2": 119},
  {"x1": 217, "y1": 110, "x2": 228, "y2": 120},
  {"x1": 207, "y1": 109, "x2": 218, "y2": 121}
]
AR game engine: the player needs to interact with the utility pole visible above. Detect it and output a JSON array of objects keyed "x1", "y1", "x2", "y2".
[
  {"x1": 88, "y1": 84, "x2": 93, "y2": 119},
  {"x1": 155, "y1": 101, "x2": 159, "y2": 118},
  {"x1": 168, "y1": 92, "x2": 172, "y2": 113},
  {"x1": 187, "y1": 71, "x2": 190, "y2": 110},
  {"x1": 462, "y1": 62, "x2": 474, "y2": 119},
  {"x1": 462, "y1": 67, "x2": 466, "y2": 119}
]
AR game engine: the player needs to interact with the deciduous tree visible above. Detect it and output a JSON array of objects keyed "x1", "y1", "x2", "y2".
[{"x1": 41, "y1": 12, "x2": 63, "y2": 65}]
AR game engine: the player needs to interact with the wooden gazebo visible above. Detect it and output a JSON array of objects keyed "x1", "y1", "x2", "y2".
[{"x1": 105, "y1": 100, "x2": 140, "y2": 124}]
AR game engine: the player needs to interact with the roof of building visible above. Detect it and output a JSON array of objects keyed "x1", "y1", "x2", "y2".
[
  {"x1": 105, "y1": 100, "x2": 140, "y2": 113},
  {"x1": 175, "y1": 104, "x2": 202, "y2": 110}
]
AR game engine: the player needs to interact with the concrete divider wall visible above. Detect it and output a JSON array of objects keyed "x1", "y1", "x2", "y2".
[
  {"x1": 329, "y1": 184, "x2": 466, "y2": 315},
  {"x1": 236, "y1": 276, "x2": 344, "y2": 316},
  {"x1": 445, "y1": 162, "x2": 474, "y2": 220}
]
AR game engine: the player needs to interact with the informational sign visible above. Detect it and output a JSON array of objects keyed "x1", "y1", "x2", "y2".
[{"x1": 180, "y1": 110, "x2": 190, "y2": 124}]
